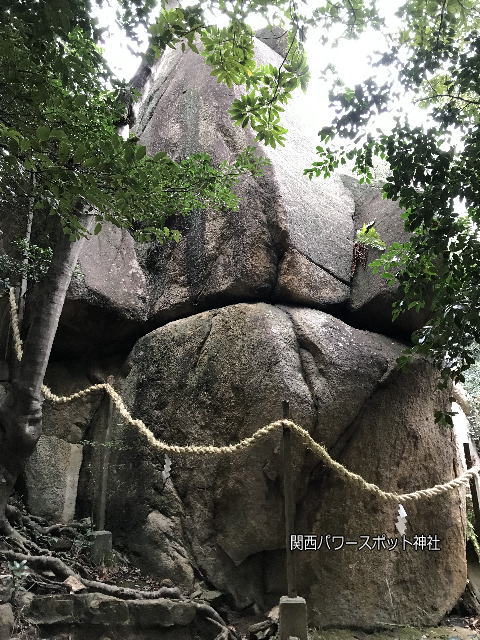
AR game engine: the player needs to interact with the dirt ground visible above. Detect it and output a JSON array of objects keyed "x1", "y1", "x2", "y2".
[{"x1": 309, "y1": 624, "x2": 480, "y2": 640}]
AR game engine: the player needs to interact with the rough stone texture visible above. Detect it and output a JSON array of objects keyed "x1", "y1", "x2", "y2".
[
  {"x1": 275, "y1": 248, "x2": 348, "y2": 308},
  {"x1": 41, "y1": 362, "x2": 104, "y2": 443},
  {"x1": 0, "y1": 221, "x2": 145, "y2": 360},
  {"x1": 127, "y1": 510, "x2": 195, "y2": 590},
  {"x1": 90, "y1": 530, "x2": 113, "y2": 566},
  {"x1": 25, "y1": 30, "x2": 462, "y2": 636},
  {"x1": 295, "y1": 358, "x2": 466, "y2": 628},
  {"x1": 255, "y1": 26, "x2": 290, "y2": 57},
  {"x1": 22, "y1": 593, "x2": 199, "y2": 640},
  {"x1": 25, "y1": 435, "x2": 83, "y2": 523},
  {"x1": 133, "y1": 39, "x2": 354, "y2": 325},
  {"x1": 106, "y1": 302, "x2": 464, "y2": 628},
  {"x1": 0, "y1": 584, "x2": 12, "y2": 606},
  {"x1": 342, "y1": 175, "x2": 427, "y2": 336},
  {"x1": 30, "y1": 39, "x2": 432, "y2": 358},
  {"x1": 22, "y1": 362, "x2": 113, "y2": 524},
  {"x1": 278, "y1": 596, "x2": 308, "y2": 640},
  {"x1": 0, "y1": 603, "x2": 13, "y2": 640},
  {"x1": 72, "y1": 223, "x2": 147, "y2": 319},
  {"x1": 22, "y1": 361, "x2": 123, "y2": 527},
  {"x1": 55, "y1": 223, "x2": 147, "y2": 357}
]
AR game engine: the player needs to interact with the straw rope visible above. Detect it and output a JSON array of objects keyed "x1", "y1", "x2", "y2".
[
  {"x1": 8, "y1": 288, "x2": 479, "y2": 503},
  {"x1": 9, "y1": 288, "x2": 23, "y2": 361}
]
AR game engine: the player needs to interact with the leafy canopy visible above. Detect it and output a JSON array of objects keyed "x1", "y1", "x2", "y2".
[
  {"x1": 0, "y1": 0, "x2": 272, "y2": 269},
  {"x1": 0, "y1": 0, "x2": 383, "y2": 287},
  {"x1": 144, "y1": 1, "x2": 380, "y2": 147},
  {"x1": 305, "y1": 0, "x2": 480, "y2": 393}
]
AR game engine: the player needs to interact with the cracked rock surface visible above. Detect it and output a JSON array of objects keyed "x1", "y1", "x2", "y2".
[
  {"x1": 49, "y1": 38, "x2": 356, "y2": 356},
  {"x1": 22, "y1": 34, "x2": 467, "y2": 633},
  {"x1": 36, "y1": 37, "x2": 425, "y2": 359},
  {"x1": 136, "y1": 40, "x2": 354, "y2": 323},
  {"x1": 105, "y1": 303, "x2": 465, "y2": 627}
]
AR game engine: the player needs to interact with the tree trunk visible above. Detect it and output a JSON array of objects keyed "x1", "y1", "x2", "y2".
[
  {"x1": 0, "y1": 211, "x2": 94, "y2": 531},
  {"x1": 17, "y1": 171, "x2": 35, "y2": 326}
]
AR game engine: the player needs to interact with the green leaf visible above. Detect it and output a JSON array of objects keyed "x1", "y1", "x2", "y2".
[
  {"x1": 36, "y1": 126, "x2": 50, "y2": 142},
  {"x1": 74, "y1": 143, "x2": 86, "y2": 163},
  {"x1": 135, "y1": 145, "x2": 147, "y2": 160},
  {"x1": 58, "y1": 139, "x2": 70, "y2": 164},
  {"x1": 50, "y1": 129, "x2": 67, "y2": 139}
]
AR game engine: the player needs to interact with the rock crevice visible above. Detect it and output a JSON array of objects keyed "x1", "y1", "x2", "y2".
[{"x1": 18, "y1": 34, "x2": 467, "y2": 633}]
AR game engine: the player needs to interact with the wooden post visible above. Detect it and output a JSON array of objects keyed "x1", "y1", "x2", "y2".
[
  {"x1": 282, "y1": 400, "x2": 297, "y2": 598},
  {"x1": 94, "y1": 375, "x2": 114, "y2": 532},
  {"x1": 279, "y1": 401, "x2": 308, "y2": 640},
  {"x1": 464, "y1": 442, "x2": 480, "y2": 543}
]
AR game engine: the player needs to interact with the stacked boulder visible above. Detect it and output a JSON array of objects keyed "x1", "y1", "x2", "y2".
[{"x1": 26, "y1": 37, "x2": 466, "y2": 629}]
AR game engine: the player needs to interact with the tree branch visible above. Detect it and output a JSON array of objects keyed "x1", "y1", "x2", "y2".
[
  {"x1": 414, "y1": 93, "x2": 480, "y2": 106},
  {"x1": 346, "y1": 0, "x2": 358, "y2": 27},
  {"x1": 434, "y1": 0, "x2": 448, "y2": 51}
]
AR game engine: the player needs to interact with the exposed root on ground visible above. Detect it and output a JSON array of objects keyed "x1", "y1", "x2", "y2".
[
  {"x1": 206, "y1": 615, "x2": 230, "y2": 640},
  {"x1": 2, "y1": 549, "x2": 182, "y2": 599},
  {"x1": 0, "y1": 499, "x2": 235, "y2": 640},
  {"x1": 195, "y1": 602, "x2": 238, "y2": 639}
]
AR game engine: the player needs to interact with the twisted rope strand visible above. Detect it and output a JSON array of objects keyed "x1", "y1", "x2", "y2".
[
  {"x1": 9, "y1": 288, "x2": 23, "y2": 361},
  {"x1": 9, "y1": 288, "x2": 478, "y2": 503}
]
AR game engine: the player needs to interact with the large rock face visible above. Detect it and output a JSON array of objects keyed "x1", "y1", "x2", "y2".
[
  {"x1": 24, "y1": 436, "x2": 83, "y2": 523},
  {"x1": 55, "y1": 224, "x2": 147, "y2": 357},
  {"x1": 48, "y1": 38, "x2": 417, "y2": 357},
  {"x1": 22, "y1": 33, "x2": 467, "y2": 632},
  {"x1": 18, "y1": 35, "x2": 420, "y2": 361},
  {"x1": 48, "y1": 38, "x2": 362, "y2": 355},
  {"x1": 342, "y1": 175, "x2": 427, "y2": 336},
  {"x1": 105, "y1": 303, "x2": 464, "y2": 628},
  {"x1": 133, "y1": 40, "x2": 356, "y2": 327},
  {"x1": 1, "y1": 39, "x2": 415, "y2": 360}
]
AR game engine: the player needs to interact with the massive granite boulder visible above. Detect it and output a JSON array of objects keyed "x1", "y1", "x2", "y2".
[
  {"x1": 342, "y1": 175, "x2": 426, "y2": 336},
  {"x1": 18, "y1": 32, "x2": 460, "y2": 634},
  {"x1": 1, "y1": 37, "x2": 417, "y2": 362},
  {"x1": 133, "y1": 39, "x2": 355, "y2": 325},
  {"x1": 104, "y1": 302, "x2": 464, "y2": 628},
  {"x1": 55, "y1": 223, "x2": 148, "y2": 357},
  {"x1": 28, "y1": 36, "x2": 417, "y2": 358}
]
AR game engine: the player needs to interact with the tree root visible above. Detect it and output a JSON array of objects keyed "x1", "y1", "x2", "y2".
[
  {"x1": 1, "y1": 550, "x2": 74, "y2": 578},
  {"x1": 81, "y1": 579, "x2": 180, "y2": 600},
  {"x1": 3, "y1": 505, "x2": 62, "y2": 555},
  {"x1": 195, "y1": 603, "x2": 238, "y2": 640},
  {"x1": 6, "y1": 504, "x2": 83, "y2": 542},
  {"x1": 1, "y1": 504, "x2": 236, "y2": 640},
  {"x1": 206, "y1": 616, "x2": 230, "y2": 640},
  {"x1": 1, "y1": 551, "x2": 236, "y2": 640},
  {"x1": 0, "y1": 550, "x2": 181, "y2": 600},
  {"x1": 0, "y1": 520, "x2": 32, "y2": 553},
  {"x1": 1, "y1": 531, "x2": 51, "y2": 556}
]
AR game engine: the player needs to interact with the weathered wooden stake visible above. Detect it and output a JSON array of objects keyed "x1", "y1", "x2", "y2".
[
  {"x1": 93, "y1": 375, "x2": 115, "y2": 532},
  {"x1": 279, "y1": 400, "x2": 307, "y2": 640},
  {"x1": 89, "y1": 530, "x2": 113, "y2": 567},
  {"x1": 282, "y1": 399, "x2": 297, "y2": 597}
]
